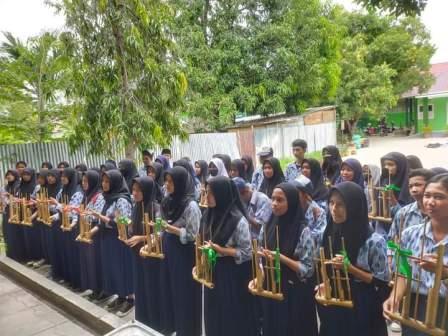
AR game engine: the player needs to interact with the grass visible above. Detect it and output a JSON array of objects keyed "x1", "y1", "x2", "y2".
[{"x1": 279, "y1": 150, "x2": 323, "y2": 171}]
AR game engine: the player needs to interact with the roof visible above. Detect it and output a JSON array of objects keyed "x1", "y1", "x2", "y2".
[
  {"x1": 402, "y1": 62, "x2": 448, "y2": 98},
  {"x1": 227, "y1": 105, "x2": 336, "y2": 129}
]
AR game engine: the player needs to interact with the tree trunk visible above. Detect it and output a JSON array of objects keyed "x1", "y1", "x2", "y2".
[{"x1": 202, "y1": 0, "x2": 210, "y2": 45}]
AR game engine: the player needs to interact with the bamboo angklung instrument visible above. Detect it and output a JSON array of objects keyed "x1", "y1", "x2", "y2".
[
  {"x1": 116, "y1": 209, "x2": 130, "y2": 242},
  {"x1": 385, "y1": 219, "x2": 448, "y2": 336},
  {"x1": 368, "y1": 170, "x2": 393, "y2": 224},
  {"x1": 36, "y1": 188, "x2": 51, "y2": 226},
  {"x1": 9, "y1": 194, "x2": 21, "y2": 224},
  {"x1": 76, "y1": 204, "x2": 93, "y2": 244},
  {"x1": 199, "y1": 183, "x2": 208, "y2": 208},
  {"x1": 192, "y1": 221, "x2": 215, "y2": 289},
  {"x1": 20, "y1": 195, "x2": 33, "y2": 226},
  {"x1": 140, "y1": 203, "x2": 165, "y2": 259},
  {"x1": 315, "y1": 236, "x2": 353, "y2": 308},
  {"x1": 248, "y1": 225, "x2": 284, "y2": 300},
  {"x1": 60, "y1": 195, "x2": 72, "y2": 231}
]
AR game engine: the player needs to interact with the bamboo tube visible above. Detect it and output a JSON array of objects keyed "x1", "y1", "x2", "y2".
[
  {"x1": 328, "y1": 237, "x2": 340, "y2": 300},
  {"x1": 424, "y1": 245, "x2": 444, "y2": 328},
  {"x1": 341, "y1": 238, "x2": 352, "y2": 302}
]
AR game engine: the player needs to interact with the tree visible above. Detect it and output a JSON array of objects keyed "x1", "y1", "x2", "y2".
[
  {"x1": 49, "y1": 0, "x2": 188, "y2": 157},
  {"x1": 0, "y1": 32, "x2": 73, "y2": 143},
  {"x1": 355, "y1": 0, "x2": 428, "y2": 16}
]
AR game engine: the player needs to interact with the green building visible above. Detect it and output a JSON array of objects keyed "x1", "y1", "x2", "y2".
[{"x1": 386, "y1": 62, "x2": 448, "y2": 135}]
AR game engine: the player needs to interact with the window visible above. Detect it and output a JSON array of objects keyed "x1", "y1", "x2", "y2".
[
  {"x1": 418, "y1": 105, "x2": 424, "y2": 120},
  {"x1": 417, "y1": 104, "x2": 434, "y2": 120},
  {"x1": 428, "y1": 104, "x2": 434, "y2": 119}
]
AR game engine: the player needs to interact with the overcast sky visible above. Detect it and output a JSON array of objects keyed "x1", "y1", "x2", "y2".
[{"x1": 0, "y1": 0, "x2": 446, "y2": 63}]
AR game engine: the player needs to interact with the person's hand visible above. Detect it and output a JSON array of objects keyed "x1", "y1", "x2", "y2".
[
  {"x1": 331, "y1": 255, "x2": 345, "y2": 270},
  {"x1": 383, "y1": 295, "x2": 400, "y2": 320},
  {"x1": 126, "y1": 236, "x2": 144, "y2": 248},
  {"x1": 207, "y1": 241, "x2": 223, "y2": 255},
  {"x1": 261, "y1": 248, "x2": 274, "y2": 261},
  {"x1": 419, "y1": 254, "x2": 448, "y2": 279},
  {"x1": 49, "y1": 197, "x2": 58, "y2": 205},
  {"x1": 314, "y1": 283, "x2": 325, "y2": 296},
  {"x1": 164, "y1": 223, "x2": 177, "y2": 234}
]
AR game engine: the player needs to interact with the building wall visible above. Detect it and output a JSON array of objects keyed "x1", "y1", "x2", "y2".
[{"x1": 415, "y1": 96, "x2": 448, "y2": 132}]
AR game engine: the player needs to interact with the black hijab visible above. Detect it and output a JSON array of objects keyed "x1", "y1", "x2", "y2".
[
  {"x1": 265, "y1": 183, "x2": 306, "y2": 257},
  {"x1": 174, "y1": 159, "x2": 196, "y2": 180},
  {"x1": 241, "y1": 155, "x2": 255, "y2": 183},
  {"x1": 195, "y1": 160, "x2": 209, "y2": 183},
  {"x1": 200, "y1": 176, "x2": 247, "y2": 246},
  {"x1": 101, "y1": 161, "x2": 117, "y2": 172},
  {"x1": 75, "y1": 163, "x2": 88, "y2": 172},
  {"x1": 101, "y1": 170, "x2": 131, "y2": 213},
  {"x1": 130, "y1": 176, "x2": 156, "y2": 237},
  {"x1": 58, "y1": 161, "x2": 70, "y2": 169},
  {"x1": 213, "y1": 154, "x2": 232, "y2": 173},
  {"x1": 37, "y1": 169, "x2": 49, "y2": 188},
  {"x1": 82, "y1": 170, "x2": 101, "y2": 204},
  {"x1": 323, "y1": 182, "x2": 372, "y2": 265},
  {"x1": 406, "y1": 155, "x2": 423, "y2": 170},
  {"x1": 61, "y1": 167, "x2": 81, "y2": 201},
  {"x1": 322, "y1": 145, "x2": 342, "y2": 184},
  {"x1": 431, "y1": 167, "x2": 448, "y2": 175},
  {"x1": 161, "y1": 166, "x2": 195, "y2": 223},
  {"x1": 259, "y1": 158, "x2": 285, "y2": 198},
  {"x1": 5, "y1": 169, "x2": 20, "y2": 195},
  {"x1": 18, "y1": 168, "x2": 36, "y2": 197},
  {"x1": 119, "y1": 159, "x2": 139, "y2": 192},
  {"x1": 148, "y1": 162, "x2": 164, "y2": 186},
  {"x1": 231, "y1": 159, "x2": 247, "y2": 181},
  {"x1": 47, "y1": 169, "x2": 62, "y2": 198},
  {"x1": 380, "y1": 152, "x2": 412, "y2": 205},
  {"x1": 302, "y1": 158, "x2": 329, "y2": 202},
  {"x1": 41, "y1": 161, "x2": 53, "y2": 169}
]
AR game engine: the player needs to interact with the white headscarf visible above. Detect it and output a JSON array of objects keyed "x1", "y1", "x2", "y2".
[{"x1": 209, "y1": 158, "x2": 229, "y2": 178}]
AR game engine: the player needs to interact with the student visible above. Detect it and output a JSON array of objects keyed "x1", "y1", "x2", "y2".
[
  {"x1": 285, "y1": 139, "x2": 307, "y2": 182},
  {"x1": 125, "y1": 176, "x2": 164, "y2": 330},
  {"x1": 336, "y1": 158, "x2": 365, "y2": 189},
  {"x1": 174, "y1": 158, "x2": 201, "y2": 200},
  {"x1": 208, "y1": 158, "x2": 229, "y2": 178},
  {"x1": 252, "y1": 147, "x2": 273, "y2": 190},
  {"x1": 230, "y1": 159, "x2": 247, "y2": 181},
  {"x1": 301, "y1": 158, "x2": 329, "y2": 211},
  {"x1": 406, "y1": 155, "x2": 423, "y2": 170},
  {"x1": 139, "y1": 149, "x2": 154, "y2": 177},
  {"x1": 380, "y1": 152, "x2": 412, "y2": 206},
  {"x1": 259, "y1": 158, "x2": 285, "y2": 198},
  {"x1": 119, "y1": 159, "x2": 139, "y2": 192},
  {"x1": 78, "y1": 170, "x2": 105, "y2": 301},
  {"x1": 201, "y1": 176, "x2": 256, "y2": 336},
  {"x1": 155, "y1": 154, "x2": 171, "y2": 171},
  {"x1": 161, "y1": 166, "x2": 201, "y2": 336},
  {"x1": 41, "y1": 161, "x2": 53, "y2": 170},
  {"x1": 34, "y1": 170, "x2": 51, "y2": 268},
  {"x1": 212, "y1": 154, "x2": 232, "y2": 173},
  {"x1": 321, "y1": 146, "x2": 342, "y2": 186},
  {"x1": 363, "y1": 164, "x2": 381, "y2": 213},
  {"x1": 233, "y1": 177, "x2": 272, "y2": 240},
  {"x1": 57, "y1": 161, "x2": 70, "y2": 174},
  {"x1": 15, "y1": 160, "x2": 27, "y2": 177},
  {"x1": 260, "y1": 182, "x2": 318, "y2": 336},
  {"x1": 194, "y1": 160, "x2": 209, "y2": 184},
  {"x1": 90, "y1": 170, "x2": 134, "y2": 314},
  {"x1": 161, "y1": 148, "x2": 172, "y2": 168},
  {"x1": 147, "y1": 162, "x2": 164, "y2": 203},
  {"x1": 241, "y1": 155, "x2": 255, "y2": 183},
  {"x1": 383, "y1": 174, "x2": 448, "y2": 335},
  {"x1": 317, "y1": 181, "x2": 390, "y2": 336}
]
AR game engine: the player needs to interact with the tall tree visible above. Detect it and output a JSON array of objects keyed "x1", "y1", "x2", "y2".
[
  {"x1": 0, "y1": 32, "x2": 72, "y2": 143},
  {"x1": 49, "y1": 0, "x2": 188, "y2": 157},
  {"x1": 355, "y1": 0, "x2": 427, "y2": 16}
]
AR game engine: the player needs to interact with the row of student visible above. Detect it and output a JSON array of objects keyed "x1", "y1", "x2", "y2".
[{"x1": 0, "y1": 150, "x2": 446, "y2": 335}]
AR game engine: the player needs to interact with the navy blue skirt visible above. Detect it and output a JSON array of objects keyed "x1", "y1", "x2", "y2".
[
  {"x1": 79, "y1": 232, "x2": 102, "y2": 292},
  {"x1": 22, "y1": 219, "x2": 43, "y2": 261},
  {"x1": 100, "y1": 227, "x2": 133, "y2": 297},
  {"x1": 262, "y1": 278, "x2": 318, "y2": 336},
  {"x1": 61, "y1": 227, "x2": 81, "y2": 288},
  {"x1": 318, "y1": 280, "x2": 387, "y2": 336},
  {"x1": 161, "y1": 232, "x2": 201, "y2": 336},
  {"x1": 4, "y1": 211, "x2": 27, "y2": 262},
  {"x1": 204, "y1": 256, "x2": 257, "y2": 336},
  {"x1": 49, "y1": 219, "x2": 65, "y2": 280},
  {"x1": 39, "y1": 222, "x2": 51, "y2": 263}
]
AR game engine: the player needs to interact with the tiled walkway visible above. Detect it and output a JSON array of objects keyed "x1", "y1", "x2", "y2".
[{"x1": 0, "y1": 273, "x2": 94, "y2": 336}]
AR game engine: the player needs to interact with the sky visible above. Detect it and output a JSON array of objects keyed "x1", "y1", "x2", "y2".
[{"x1": 0, "y1": 0, "x2": 446, "y2": 63}]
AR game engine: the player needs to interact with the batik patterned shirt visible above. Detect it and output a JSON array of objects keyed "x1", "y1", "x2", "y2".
[
  {"x1": 285, "y1": 162, "x2": 302, "y2": 182},
  {"x1": 246, "y1": 191, "x2": 272, "y2": 240}
]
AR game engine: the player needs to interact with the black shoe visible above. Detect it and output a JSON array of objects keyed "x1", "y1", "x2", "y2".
[
  {"x1": 106, "y1": 297, "x2": 125, "y2": 312},
  {"x1": 93, "y1": 292, "x2": 110, "y2": 304},
  {"x1": 116, "y1": 299, "x2": 134, "y2": 317}
]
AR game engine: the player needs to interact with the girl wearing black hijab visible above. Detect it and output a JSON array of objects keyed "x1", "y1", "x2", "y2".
[
  {"x1": 317, "y1": 182, "x2": 389, "y2": 336},
  {"x1": 57, "y1": 161, "x2": 70, "y2": 175},
  {"x1": 322, "y1": 145, "x2": 342, "y2": 186},
  {"x1": 260, "y1": 183, "x2": 318, "y2": 336},
  {"x1": 241, "y1": 155, "x2": 255, "y2": 183},
  {"x1": 259, "y1": 158, "x2": 285, "y2": 198},
  {"x1": 406, "y1": 155, "x2": 423, "y2": 170},
  {"x1": 52, "y1": 168, "x2": 84, "y2": 289},
  {"x1": 201, "y1": 176, "x2": 255, "y2": 336},
  {"x1": 194, "y1": 160, "x2": 209, "y2": 183},
  {"x1": 101, "y1": 161, "x2": 117, "y2": 173},
  {"x1": 41, "y1": 161, "x2": 53, "y2": 170},
  {"x1": 78, "y1": 170, "x2": 105, "y2": 300},
  {"x1": 119, "y1": 159, "x2": 139, "y2": 192},
  {"x1": 90, "y1": 170, "x2": 134, "y2": 313},
  {"x1": 230, "y1": 159, "x2": 247, "y2": 181},
  {"x1": 147, "y1": 162, "x2": 164, "y2": 203},
  {"x1": 174, "y1": 158, "x2": 201, "y2": 201},
  {"x1": 4, "y1": 169, "x2": 25, "y2": 261},
  {"x1": 125, "y1": 177, "x2": 164, "y2": 330},
  {"x1": 19, "y1": 168, "x2": 43, "y2": 264},
  {"x1": 301, "y1": 158, "x2": 329, "y2": 211},
  {"x1": 35, "y1": 170, "x2": 51, "y2": 267},
  {"x1": 160, "y1": 166, "x2": 202, "y2": 336}
]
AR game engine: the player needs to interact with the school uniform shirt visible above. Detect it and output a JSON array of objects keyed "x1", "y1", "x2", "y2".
[
  {"x1": 304, "y1": 200, "x2": 327, "y2": 249},
  {"x1": 171, "y1": 200, "x2": 201, "y2": 244},
  {"x1": 388, "y1": 201, "x2": 425, "y2": 242},
  {"x1": 251, "y1": 167, "x2": 264, "y2": 191},
  {"x1": 103, "y1": 198, "x2": 132, "y2": 228},
  {"x1": 356, "y1": 232, "x2": 390, "y2": 283},
  {"x1": 246, "y1": 190, "x2": 272, "y2": 240},
  {"x1": 138, "y1": 166, "x2": 148, "y2": 178},
  {"x1": 54, "y1": 189, "x2": 84, "y2": 221},
  {"x1": 85, "y1": 193, "x2": 106, "y2": 221},
  {"x1": 285, "y1": 162, "x2": 302, "y2": 182},
  {"x1": 219, "y1": 217, "x2": 252, "y2": 264},
  {"x1": 400, "y1": 221, "x2": 448, "y2": 296}
]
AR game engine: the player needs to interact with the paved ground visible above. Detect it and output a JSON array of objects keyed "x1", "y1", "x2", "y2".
[
  {"x1": 0, "y1": 273, "x2": 95, "y2": 336},
  {"x1": 346, "y1": 135, "x2": 448, "y2": 168}
]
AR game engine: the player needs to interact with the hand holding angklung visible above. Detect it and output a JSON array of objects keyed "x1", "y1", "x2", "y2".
[
  {"x1": 331, "y1": 255, "x2": 344, "y2": 270},
  {"x1": 419, "y1": 254, "x2": 448, "y2": 279}
]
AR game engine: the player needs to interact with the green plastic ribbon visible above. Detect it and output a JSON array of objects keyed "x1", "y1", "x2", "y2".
[
  {"x1": 155, "y1": 218, "x2": 163, "y2": 232},
  {"x1": 117, "y1": 215, "x2": 131, "y2": 226},
  {"x1": 340, "y1": 249, "x2": 351, "y2": 272},
  {"x1": 274, "y1": 248, "x2": 281, "y2": 284},
  {"x1": 387, "y1": 241, "x2": 413, "y2": 279},
  {"x1": 384, "y1": 184, "x2": 401, "y2": 192},
  {"x1": 202, "y1": 247, "x2": 217, "y2": 268}
]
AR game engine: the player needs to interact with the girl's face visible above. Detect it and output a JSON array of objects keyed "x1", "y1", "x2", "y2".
[
  {"x1": 194, "y1": 163, "x2": 201, "y2": 177},
  {"x1": 263, "y1": 163, "x2": 274, "y2": 179},
  {"x1": 16, "y1": 164, "x2": 26, "y2": 175},
  {"x1": 6, "y1": 173, "x2": 15, "y2": 183},
  {"x1": 340, "y1": 164, "x2": 354, "y2": 182},
  {"x1": 82, "y1": 175, "x2": 89, "y2": 191},
  {"x1": 230, "y1": 167, "x2": 239, "y2": 178},
  {"x1": 102, "y1": 175, "x2": 110, "y2": 192},
  {"x1": 147, "y1": 167, "x2": 156, "y2": 179},
  {"x1": 206, "y1": 185, "x2": 216, "y2": 208},
  {"x1": 209, "y1": 163, "x2": 218, "y2": 177},
  {"x1": 37, "y1": 175, "x2": 46, "y2": 186},
  {"x1": 61, "y1": 175, "x2": 69, "y2": 185},
  {"x1": 47, "y1": 175, "x2": 56, "y2": 184},
  {"x1": 165, "y1": 174, "x2": 174, "y2": 194},
  {"x1": 301, "y1": 162, "x2": 311, "y2": 178},
  {"x1": 132, "y1": 183, "x2": 143, "y2": 202},
  {"x1": 329, "y1": 191, "x2": 347, "y2": 224},
  {"x1": 384, "y1": 160, "x2": 397, "y2": 177},
  {"x1": 242, "y1": 160, "x2": 248, "y2": 172},
  {"x1": 271, "y1": 188, "x2": 288, "y2": 216},
  {"x1": 423, "y1": 182, "x2": 448, "y2": 219},
  {"x1": 22, "y1": 173, "x2": 31, "y2": 182}
]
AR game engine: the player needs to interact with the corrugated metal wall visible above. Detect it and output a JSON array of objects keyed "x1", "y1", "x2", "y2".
[{"x1": 0, "y1": 133, "x2": 240, "y2": 177}]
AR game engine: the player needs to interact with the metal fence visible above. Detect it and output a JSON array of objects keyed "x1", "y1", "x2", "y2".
[{"x1": 0, "y1": 133, "x2": 240, "y2": 177}]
